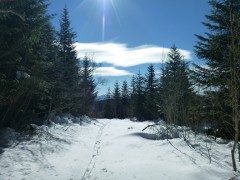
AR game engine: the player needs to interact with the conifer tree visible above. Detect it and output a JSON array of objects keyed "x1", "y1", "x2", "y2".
[
  {"x1": 79, "y1": 56, "x2": 97, "y2": 115},
  {"x1": 145, "y1": 64, "x2": 158, "y2": 119},
  {"x1": 0, "y1": 0, "x2": 56, "y2": 128},
  {"x1": 121, "y1": 80, "x2": 130, "y2": 118},
  {"x1": 103, "y1": 88, "x2": 113, "y2": 118},
  {"x1": 160, "y1": 45, "x2": 192, "y2": 126},
  {"x1": 56, "y1": 6, "x2": 80, "y2": 113},
  {"x1": 129, "y1": 76, "x2": 137, "y2": 117},
  {"x1": 194, "y1": 0, "x2": 240, "y2": 171},
  {"x1": 113, "y1": 81, "x2": 121, "y2": 118},
  {"x1": 132, "y1": 72, "x2": 146, "y2": 120}
]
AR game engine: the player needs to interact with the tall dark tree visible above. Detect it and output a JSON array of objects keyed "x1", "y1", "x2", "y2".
[
  {"x1": 194, "y1": 0, "x2": 240, "y2": 171},
  {"x1": 103, "y1": 88, "x2": 113, "y2": 119},
  {"x1": 129, "y1": 76, "x2": 136, "y2": 117},
  {"x1": 160, "y1": 45, "x2": 193, "y2": 126},
  {"x1": 56, "y1": 6, "x2": 80, "y2": 113},
  {"x1": 79, "y1": 56, "x2": 97, "y2": 115},
  {"x1": 0, "y1": 0, "x2": 57, "y2": 128},
  {"x1": 113, "y1": 81, "x2": 121, "y2": 118},
  {"x1": 145, "y1": 64, "x2": 158, "y2": 119},
  {"x1": 131, "y1": 72, "x2": 146, "y2": 120},
  {"x1": 121, "y1": 80, "x2": 130, "y2": 118}
]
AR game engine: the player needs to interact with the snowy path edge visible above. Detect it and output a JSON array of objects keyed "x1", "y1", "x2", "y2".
[{"x1": 81, "y1": 121, "x2": 109, "y2": 180}]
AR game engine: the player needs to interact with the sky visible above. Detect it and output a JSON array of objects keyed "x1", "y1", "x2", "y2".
[{"x1": 48, "y1": 0, "x2": 211, "y2": 95}]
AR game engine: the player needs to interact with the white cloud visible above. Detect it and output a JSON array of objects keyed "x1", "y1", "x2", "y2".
[
  {"x1": 93, "y1": 67, "x2": 133, "y2": 77},
  {"x1": 75, "y1": 42, "x2": 192, "y2": 67}
]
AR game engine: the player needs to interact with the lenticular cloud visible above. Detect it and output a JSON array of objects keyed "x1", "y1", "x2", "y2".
[
  {"x1": 75, "y1": 42, "x2": 192, "y2": 67},
  {"x1": 93, "y1": 67, "x2": 133, "y2": 77}
]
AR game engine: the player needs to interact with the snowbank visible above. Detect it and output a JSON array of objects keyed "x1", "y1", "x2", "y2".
[{"x1": 0, "y1": 116, "x2": 108, "y2": 180}]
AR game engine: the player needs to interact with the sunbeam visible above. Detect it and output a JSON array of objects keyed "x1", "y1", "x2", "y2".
[
  {"x1": 73, "y1": 0, "x2": 122, "y2": 42},
  {"x1": 109, "y1": 0, "x2": 121, "y2": 26},
  {"x1": 102, "y1": 0, "x2": 106, "y2": 41},
  {"x1": 72, "y1": 0, "x2": 88, "y2": 14},
  {"x1": 102, "y1": 15, "x2": 105, "y2": 41}
]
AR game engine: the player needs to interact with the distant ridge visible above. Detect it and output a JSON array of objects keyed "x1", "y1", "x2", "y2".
[{"x1": 96, "y1": 95, "x2": 107, "y2": 101}]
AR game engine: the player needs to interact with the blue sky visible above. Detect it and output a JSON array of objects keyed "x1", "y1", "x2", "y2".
[{"x1": 48, "y1": 0, "x2": 211, "y2": 95}]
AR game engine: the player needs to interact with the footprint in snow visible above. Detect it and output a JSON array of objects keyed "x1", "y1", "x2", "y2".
[{"x1": 101, "y1": 168, "x2": 108, "y2": 172}]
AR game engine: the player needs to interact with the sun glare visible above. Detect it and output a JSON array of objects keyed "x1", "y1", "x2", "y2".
[
  {"x1": 101, "y1": 0, "x2": 120, "y2": 42},
  {"x1": 74, "y1": 0, "x2": 121, "y2": 42}
]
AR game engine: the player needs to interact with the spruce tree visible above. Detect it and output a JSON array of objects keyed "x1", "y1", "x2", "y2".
[
  {"x1": 132, "y1": 72, "x2": 146, "y2": 120},
  {"x1": 193, "y1": 0, "x2": 240, "y2": 135},
  {"x1": 103, "y1": 88, "x2": 113, "y2": 118},
  {"x1": 145, "y1": 64, "x2": 158, "y2": 120},
  {"x1": 79, "y1": 56, "x2": 97, "y2": 115},
  {"x1": 113, "y1": 81, "x2": 121, "y2": 118},
  {"x1": 56, "y1": 6, "x2": 80, "y2": 114},
  {"x1": 129, "y1": 76, "x2": 137, "y2": 117},
  {"x1": 0, "y1": 0, "x2": 56, "y2": 128},
  {"x1": 160, "y1": 45, "x2": 193, "y2": 126},
  {"x1": 194, "y1": 0, "x2": 240, "y2": 171},
  {"x1": 121, "y1": 80, "x2": 130, "y2": 118}
]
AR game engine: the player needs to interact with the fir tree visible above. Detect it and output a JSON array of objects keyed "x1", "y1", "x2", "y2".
[
  {"x1": 121, "y1": 80, "x2": 130, "y2": 118},
  {"x1": 56, "y1": 6, "x2": 80, "y2": 113},
  {"x1": 160, "y1": 45, "x2": 193, "y2": 126},
  {"x1": 129, "y1": 76, "x2": 136, "y2": 117},
  {"x1": 79, "y1": 56, "x2": 97, "y2": 115},
  {"x1": 103, "y1": 88, "x2": 113, "y2": 118},
  {"x1": 132, "y1": 72, "x2": 146, "y2": 120},
  {"x1": 0, "y1": 0, "x2": 56, "y2": 128},
  {"x1": 145, "y1": 64, "x2": 158, "y2": 120},
  {"x1": 113, "y1": 81, "x2": 121, "y2": 118},
  {"x1": 194, "y1": 0, "x2": 240, "y2": 171}
]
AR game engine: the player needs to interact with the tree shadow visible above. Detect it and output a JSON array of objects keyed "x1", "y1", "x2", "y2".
[{"x1": 127, "y1": 132, "x2": 162, "y2": 140}]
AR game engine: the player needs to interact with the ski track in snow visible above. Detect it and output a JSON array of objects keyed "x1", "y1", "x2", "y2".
[
  {"x1": 0, "y1": 118, "x2": 240, "y2": 180},
  {"x1": 81, "y1": 120, "x2": 239, "y2": 180},
  {"x1": 81, "y1": 121, "x2": 109, "y2": 180}
]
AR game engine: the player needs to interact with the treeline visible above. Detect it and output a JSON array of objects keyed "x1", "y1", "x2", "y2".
[
  {"x1": 0, "y1": 1, "x2": 96, "y2": 129},
  {"x1": 98, "y1": 0, "x2": 240, "y2": 143},
  {"x1": 98, "y1": 46, "x2": 195, "y2": 126}
]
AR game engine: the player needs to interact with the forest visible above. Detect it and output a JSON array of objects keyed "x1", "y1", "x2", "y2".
[{"x1": 1, "y1": 0, "x2": 240, "y2": 174}]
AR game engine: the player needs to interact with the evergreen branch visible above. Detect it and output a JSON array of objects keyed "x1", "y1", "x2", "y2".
[{"x1": 0, "y1": 10, "x2": 25, "y2": 21}]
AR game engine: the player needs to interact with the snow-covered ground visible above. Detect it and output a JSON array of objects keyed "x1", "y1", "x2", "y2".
[{"x1": 0, "y1": 118, "x2": 239, "y2": 180}]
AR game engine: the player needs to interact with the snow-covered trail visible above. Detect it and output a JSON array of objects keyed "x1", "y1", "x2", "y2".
[
  {"x1": 0, "y1": 119, "x2": 109, "y2": 180},
  {"x1": 84, "y1": 119, "x2": 235, "y2": 180},
  {"x1": 0, "y1": 118, "x2": 238, "y2": 180}
]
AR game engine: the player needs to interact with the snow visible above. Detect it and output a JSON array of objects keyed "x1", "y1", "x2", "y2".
[
  {"x1": 0, "y1": 118, "x2": 107, "y2": 180},
  {"x1": 0, "y1": 118, "x2": 239, "y2": 180}
]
